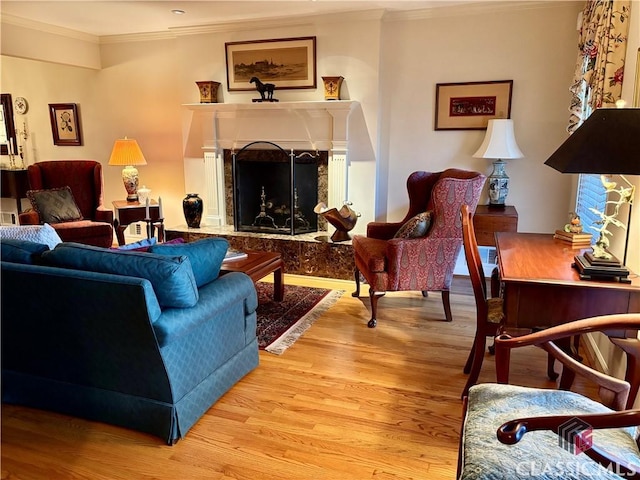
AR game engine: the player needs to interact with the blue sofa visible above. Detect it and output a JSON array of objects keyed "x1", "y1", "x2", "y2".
[{"x1": 1, "y1": 238, "x2": 259, "y2": 444}]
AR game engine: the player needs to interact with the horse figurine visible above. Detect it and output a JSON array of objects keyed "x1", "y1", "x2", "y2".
[{"x1": 249, "y1": 77, "x2": 278, "y2": 102}]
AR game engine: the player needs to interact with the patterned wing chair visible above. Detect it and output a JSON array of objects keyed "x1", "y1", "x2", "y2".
[
  {"x1": 352, "y1": 169, "x2": 485, "y2": 327},
  {"x1": 18, "y1": 160, "x2": 114, "y2": 248}
]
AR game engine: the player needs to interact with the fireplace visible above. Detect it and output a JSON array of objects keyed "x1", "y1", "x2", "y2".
[{"x1": 224, "y1": 142, "x2": 328, "y2": 235}]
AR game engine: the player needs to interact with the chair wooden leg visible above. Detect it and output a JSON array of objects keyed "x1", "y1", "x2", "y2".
[
  {"x1": 462, "y1": 334, "x2": 486, "y2": 399},
  {"x1": 421, "y1": 290, "x2": 428, "y2": 297},
  {"x1": 352, "y1": 267, "x2": 361, "y2": 297},
  {"x1": 441, "y1": 290, "x2": 453, "y2": 322},
  {"x1": 368, "y1": 288, "x2": 384, "y2": 328}
]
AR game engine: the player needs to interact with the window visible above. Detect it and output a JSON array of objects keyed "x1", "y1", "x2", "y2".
[{"x1": 574, "y1": 174, "x2": 607, "y2": 244}]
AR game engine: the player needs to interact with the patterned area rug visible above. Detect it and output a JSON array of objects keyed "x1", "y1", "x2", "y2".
[{"x1": 255, "y1": 282, "x2": 344, "y2": 355}]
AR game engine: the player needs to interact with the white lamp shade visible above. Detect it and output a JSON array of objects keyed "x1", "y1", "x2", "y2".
[{"x1": 473, "y1": 119, "x2": 524, "y2": 159}]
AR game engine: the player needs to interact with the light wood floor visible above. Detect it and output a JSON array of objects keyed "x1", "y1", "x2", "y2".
[{"x1": 1, "y1": 274, "x2": 598, "y2": 480}]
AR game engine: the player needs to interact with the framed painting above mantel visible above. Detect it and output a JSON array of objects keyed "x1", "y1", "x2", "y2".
[
  {"x1": 434, "y1": 80, "x2": 513, "y2": 130},
  {"x1": 225, "y1": 36, "x2": 317, "y2": 91}
]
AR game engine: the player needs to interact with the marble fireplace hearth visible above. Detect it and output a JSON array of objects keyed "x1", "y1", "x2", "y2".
[{"x1": 165, "y1": 224, "x2": 355, "y2": 281}]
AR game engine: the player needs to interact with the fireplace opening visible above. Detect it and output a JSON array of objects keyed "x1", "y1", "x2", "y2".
[{"x1": 231, "y1": 142, "x2": 327, "y2": 235}]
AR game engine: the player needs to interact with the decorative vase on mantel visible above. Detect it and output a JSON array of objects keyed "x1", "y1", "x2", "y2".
[
  {"x1": 321, "y1": 76, "x2": 344, "y2": 100},
  {"x1": 196, "y1": 81, "x2": 220, "y2": 103},
  {"x1": 183, "y1": 193, "x2": 203, "y2": 228}
]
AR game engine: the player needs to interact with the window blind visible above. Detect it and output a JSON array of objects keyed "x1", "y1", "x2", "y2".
[{"x1": 575, "y1": 173, "x2": 607, "y2": 243}]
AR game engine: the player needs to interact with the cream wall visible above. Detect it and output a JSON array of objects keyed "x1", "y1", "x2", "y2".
[
  {"x1": 379, "y1": 3, "x2": 581, "y2": 230},
  {"x1": 0, "y1": 1, "x2": 616, "y2": 239}
]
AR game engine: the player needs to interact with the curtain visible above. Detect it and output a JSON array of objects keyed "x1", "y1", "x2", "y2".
[{"x1": 568, "y1": 0, "x2": 631, "y2": 133}]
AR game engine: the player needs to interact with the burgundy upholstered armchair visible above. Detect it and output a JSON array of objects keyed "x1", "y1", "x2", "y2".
[
  {"x1": 18, "y1": 160, "x2": 114, "y2": 248},
  {"x1": 352, "y1": 169, "x2": 485, "y2": 327}
]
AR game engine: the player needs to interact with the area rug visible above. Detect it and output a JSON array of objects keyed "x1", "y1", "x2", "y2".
[{"x1": 255, "y1": 282, "x2": 344, "y2": 355}]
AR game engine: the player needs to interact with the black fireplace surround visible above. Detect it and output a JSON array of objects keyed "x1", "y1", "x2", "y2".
[{"x1": 229, "y1": 142, "x2": 328, "y2": 235}]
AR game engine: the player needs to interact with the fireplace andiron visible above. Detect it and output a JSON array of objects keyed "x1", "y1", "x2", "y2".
[{"x1": 314, "y1": 201, "x2": 359, "y2": 242}]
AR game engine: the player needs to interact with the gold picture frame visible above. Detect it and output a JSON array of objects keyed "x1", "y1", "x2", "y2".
[
  {"x1": 48, "y1": 103, "x2": 82, "y2": 146},
  {"x1": 225, "y1": 36, "x2": 317, "y2": 91},
  {"x1": 435, "y1": 80, "x2": 513, "y2": 130}
]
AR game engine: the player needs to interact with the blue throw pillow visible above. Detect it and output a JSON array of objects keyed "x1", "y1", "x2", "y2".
[
  {"x1": 1, "y1": 238, "x2": 50, "y2": 264},
  {"x1": 149, "y1": 237, "x2": 229, "y2": 288},
  {"x1": 42, "y1": 242, "x2": 198, "y2": 308}
]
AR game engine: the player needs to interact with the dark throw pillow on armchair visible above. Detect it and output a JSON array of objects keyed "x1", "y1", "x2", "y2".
[{"x1": 27, "y1": 186, "x2": 83, "y2": 224}]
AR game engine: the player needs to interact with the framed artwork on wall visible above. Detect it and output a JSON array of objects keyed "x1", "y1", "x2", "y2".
[
  {"x1": 225, "y1": 36, "x2": 317, "y2": 91},
  {"x1": 0, "y1": 93, "x2": 17, "y2": 156},
  {"x1": 48, "y1": 103, "x2": 82, "y2": 146},
  {"x1": 434, "y1": 80, "x2": 513, "y2": 130}
]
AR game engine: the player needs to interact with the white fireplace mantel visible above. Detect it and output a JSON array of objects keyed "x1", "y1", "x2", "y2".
[{"x1": 182, "y1": 100, "x2": 359, "y2": 226}]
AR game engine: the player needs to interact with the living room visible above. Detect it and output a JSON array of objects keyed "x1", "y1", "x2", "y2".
[{"x1": 2, "y1": 0, "x2": 640, "y2": 478}]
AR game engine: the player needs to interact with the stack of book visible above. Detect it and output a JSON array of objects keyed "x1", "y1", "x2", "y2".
[
  {"x1": 553, "y1": 229, "x2": 592, "y2": 247},
  {"x1": 223, "y1": 248, "x2": 248, "y2": 262}
]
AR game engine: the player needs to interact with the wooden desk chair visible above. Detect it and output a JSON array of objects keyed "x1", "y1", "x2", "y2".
[
  {"x1": 460, "y1": 204, "x2": 505, "y2": 398},
  {"x1": 458, "y1": 313, "x2": 640, "y2": 480}
]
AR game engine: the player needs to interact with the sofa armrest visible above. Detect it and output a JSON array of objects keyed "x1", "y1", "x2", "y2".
[
  {"x1": 18, "y1": 210, "x2": 40, "y2": 225},
  {"x1": 95, "y1": 207, "x2": 114, "y2": 224},
  {"x1": 152, "y1": 272, "x2": 257, "y2": 347}
]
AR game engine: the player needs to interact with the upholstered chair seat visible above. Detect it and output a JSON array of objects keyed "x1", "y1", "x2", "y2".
[{"x1": 458, "y1": 314, "x2": 640, "y2": 480}]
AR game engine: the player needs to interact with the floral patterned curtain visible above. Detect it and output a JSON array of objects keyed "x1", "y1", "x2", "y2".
[{"x1": 568, "y1": 0, "x2": 631, "y2": 132}]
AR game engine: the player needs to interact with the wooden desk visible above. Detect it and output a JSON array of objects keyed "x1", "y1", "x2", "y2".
[
  {"x1": 496, "y1": 232, "x2": 640, "y2": 329},
  {"x1": 496, "y1": 232, "x2": 640, "y2": 404}
]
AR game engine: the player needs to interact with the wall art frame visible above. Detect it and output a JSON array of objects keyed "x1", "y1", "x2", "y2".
[
  {"x1": 49, "y1": 103, "x2": 82, "y2": 146},
  {"x1": 434, "y1": 80, "x2": 513, "y2": 130},
  {"x1": 1, "y1": 93, "x2": 17, "y2": 156},
  {"x1": 225, "y1": 36, "x2": 317, "y2": 91}
]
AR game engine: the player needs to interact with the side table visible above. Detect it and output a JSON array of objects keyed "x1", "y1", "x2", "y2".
[
  {"x1": 220, "y1": 251, "x2": 284, "y2": 301},
  {"x1": 112, "y1": 200, "x2": 164, "y2": 246},
  {"x1": 472, "y1": 205, "x2": 518, "y2": 247}
]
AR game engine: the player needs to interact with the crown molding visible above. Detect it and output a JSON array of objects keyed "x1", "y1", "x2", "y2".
[
  {"x1": 1, "y1": 13, "x2": 99, "y2": 43},
  {"x1": 383, "y1": 1, "x2": 581, "y2": 22}
]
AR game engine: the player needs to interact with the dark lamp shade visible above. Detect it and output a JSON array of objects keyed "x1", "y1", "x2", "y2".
[{"x1": 544, "y1": 108, "x2": 640, "y2": 175}]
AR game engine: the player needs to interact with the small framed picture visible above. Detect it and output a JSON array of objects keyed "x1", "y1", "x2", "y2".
[
  {"x1": 435, "y1": 80, "x2": 513, "y2": 130},
  {"x1": 225, "y1": 36, "x2": 317, "y2": 91},
  {"x1": 48, "y1": 103, "x2": 82, "y2": 146}
]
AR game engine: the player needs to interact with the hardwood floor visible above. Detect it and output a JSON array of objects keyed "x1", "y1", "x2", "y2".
[{"x1": 1, "y1": 274, "x2": 598, "y2": 480}]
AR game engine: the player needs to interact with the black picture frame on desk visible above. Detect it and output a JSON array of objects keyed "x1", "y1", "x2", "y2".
[{"x1": 1, "y1": 93, "x2": 17, "y2": 156}]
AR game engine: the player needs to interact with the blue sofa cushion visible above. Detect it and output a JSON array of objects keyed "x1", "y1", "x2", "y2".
[
  {"x1": 42, "y1": 242, "x2": 199, "y2": 308},
  {"x1": 0, "y1": 238, "x2": 50, "y2": 264},
  {"x1": 149, "y1": 237, "x2": 228, "y2": 288}
]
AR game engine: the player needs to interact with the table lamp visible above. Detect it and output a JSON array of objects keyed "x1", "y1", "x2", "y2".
[
  {"x1": 473, "y1": 119, "x2": 523, "y2": 208},
  {"x1": 108, "y1": 137, "x2": 147, "y2": 202},
  {"x1": 544, "y1": 108, "x2": 640, "y2": 281}
]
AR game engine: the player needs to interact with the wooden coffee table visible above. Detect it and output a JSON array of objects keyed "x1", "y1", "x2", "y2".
[{"x1": 220, "y1": 251, "x2": 284, "y2": 301}]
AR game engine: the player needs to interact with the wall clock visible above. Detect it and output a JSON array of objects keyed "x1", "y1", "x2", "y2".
[{"x1": 14, "y1": 96, "x2": 28, "y2": 114}]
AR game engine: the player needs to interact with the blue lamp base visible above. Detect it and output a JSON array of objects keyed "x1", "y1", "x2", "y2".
[{"x1": 488, "y1": 159, "x2": 509, "y2": 207}]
